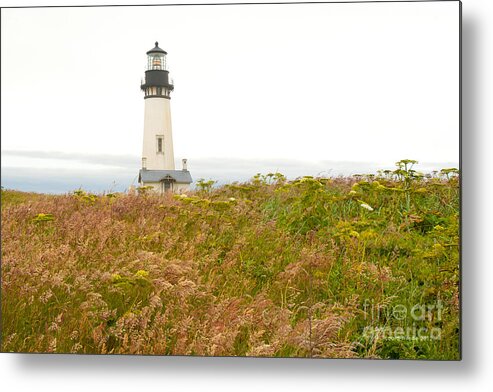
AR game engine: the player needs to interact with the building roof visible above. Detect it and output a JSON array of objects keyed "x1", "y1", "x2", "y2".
[
  {"x1": 147, "y1": 42, "x2": 167, "y2": 55},
  {"x1": 139, "y1": 169, "x2": 192, "y2": 184}
]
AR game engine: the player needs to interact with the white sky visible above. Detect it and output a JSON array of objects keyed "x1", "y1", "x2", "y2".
[{"x1": 1, "y1": 1, "x2": 460, "y2": 191}]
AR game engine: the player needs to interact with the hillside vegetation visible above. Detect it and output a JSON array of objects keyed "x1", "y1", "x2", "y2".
[{"x1": 1, "y1": 160, "x2": 460, "y2": 358}]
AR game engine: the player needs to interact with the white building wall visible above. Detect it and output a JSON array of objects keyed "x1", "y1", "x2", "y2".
[
  {"x1": 142, "y1": 182, "x2": 162, "y2": 192},
  {"x1": 140, "y1": 181, "x2": 190, "y2": 194},
  {"x1": 142, "y1": 97, "x2": 175, "y2": 170},
  {"x1": 173, "y1": 183, "x2": 190, "y2": 194}
]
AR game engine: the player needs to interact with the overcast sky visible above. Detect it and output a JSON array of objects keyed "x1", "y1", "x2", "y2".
[{"x1": 1, "y1": 1, "x2": 460, "y2": 193}]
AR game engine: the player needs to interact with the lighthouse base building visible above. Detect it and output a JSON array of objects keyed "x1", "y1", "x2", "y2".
[
  {"x1": 138, "y1": 42, "x2": 192, "y2": 194},
  {"x1": 138, "y1": 164, "x2": 192, "y2": 194}
]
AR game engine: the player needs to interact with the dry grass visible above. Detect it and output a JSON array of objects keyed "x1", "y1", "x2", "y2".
[{"x1": 1, "y1": 164, "x2": 460, "y2": 358}]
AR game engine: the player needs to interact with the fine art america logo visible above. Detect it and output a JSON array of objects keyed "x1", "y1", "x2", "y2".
[{"x1": 362, "y1": 299, "x2": 443, "y2": 341}]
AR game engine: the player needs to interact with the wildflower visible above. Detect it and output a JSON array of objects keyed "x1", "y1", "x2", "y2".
[
  {"x1": 433, "y1": 243, "x2": 445, "y2": 253},
  {"x1": 32, "y1": 213, "x2": 55, "y2": 223},
  {"x1": 111, "y1": 273, "x2": 122, "y2": 283},
  {"x1": 228, "y1": 197, "x2": 236, "y2": 202},
  {"x1": 348, "y1": 190, "x2": 357, "y2": 196},
  {"x1": 180, "y1": 194, "x2": 188, "y2": 198},
  {"x1": 135, "y1": 270, "x2": 149, "y2": 278},
  {"x1": 360, "y1": 203, "x2": 374, "y2": 212},
  {"x1": 360, "y1": 229, "x2": 377, "y2": 240}
]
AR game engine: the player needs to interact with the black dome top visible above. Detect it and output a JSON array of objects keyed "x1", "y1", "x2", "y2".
[{"x1": 147, "y1": 42, "x2": 167, "y2": 55}]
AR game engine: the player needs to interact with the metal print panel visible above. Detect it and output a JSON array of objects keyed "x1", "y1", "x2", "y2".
[{"x1": 1, "y1": 1, "x2": 461, "y2": 359}]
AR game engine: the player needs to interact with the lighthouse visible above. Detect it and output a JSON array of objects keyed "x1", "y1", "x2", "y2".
[{"x1": 138, "y1": 42, "x2": 192, "y2": 193}]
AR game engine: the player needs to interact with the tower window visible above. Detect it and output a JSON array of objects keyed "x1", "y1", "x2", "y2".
[{"x1": 156, "y1": 135, "x2": 164, "y2": 153}]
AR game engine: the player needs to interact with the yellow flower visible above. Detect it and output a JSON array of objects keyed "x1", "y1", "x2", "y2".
[
  {"x1": 135, "y1": 270, "x2": 149, "y2": 278},
  {"x1": 111, "y1": 273, "x2": 122, "y2": 282}
]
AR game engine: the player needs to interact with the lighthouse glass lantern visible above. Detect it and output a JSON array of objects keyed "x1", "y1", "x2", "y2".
[
  {"x1": 146, "y1": 42, "x2": 167, "y2": 71},
  {"x1": 141, "y1": 42, "x2": 173, "y2": 99},
  {"x1": 148, "y1": 52, "x2": 166, "y2": 70}
]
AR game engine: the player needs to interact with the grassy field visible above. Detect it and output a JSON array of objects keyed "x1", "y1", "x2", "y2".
[{"x1": 1, "y1": 160, "x2": 460, "y2": 358}]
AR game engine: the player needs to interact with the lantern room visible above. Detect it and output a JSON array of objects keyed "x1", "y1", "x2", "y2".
[
  {"x1": 141, "y1": 41, "x2": 174, "y2": 97},
  {"x1": 147, "y1": 42, "x2": 168, "y2": 71}
]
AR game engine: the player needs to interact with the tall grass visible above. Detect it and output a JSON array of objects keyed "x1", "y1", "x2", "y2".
[{"x1": 1, "y1": 162, "x2": 459, "y2": 358}]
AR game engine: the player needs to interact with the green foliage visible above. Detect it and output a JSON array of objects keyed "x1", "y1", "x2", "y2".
[
  {"x1": 440, "y1": 168, "x2": 459, "y2": 180},
  {"x1": 1, "y1": 188, "x2": 44, "y2": 207},
  {"x1": 72, "y1": 188, "x2": 98, "y2": 204},
  {"x1": 136, "y1": 185, "x2": 153, "y2": 195},
  {"x1": 196, "y1": 179, "x2": 216, "y2": 194},
  {"x1": 1, "y1": 161, "x2": 459, "y2": 359},
  {"x1": 32, "y1": 213, "x2": 55, "y2": 223}
]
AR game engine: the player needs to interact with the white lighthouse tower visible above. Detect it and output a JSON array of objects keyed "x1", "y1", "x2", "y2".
[{"x1": 138, "y1": 42, "x2": 192, "y2": 193}]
